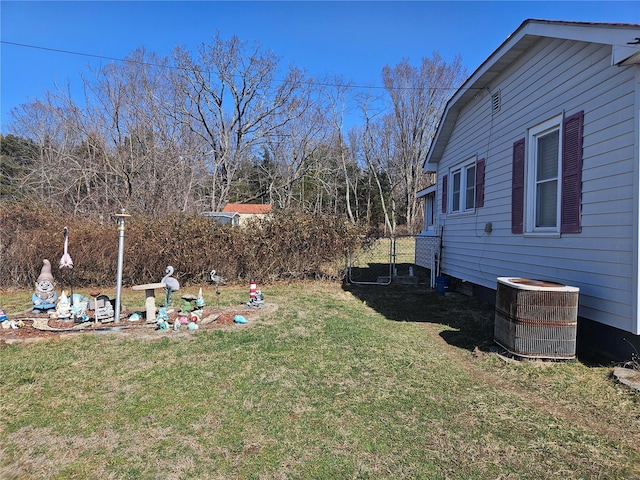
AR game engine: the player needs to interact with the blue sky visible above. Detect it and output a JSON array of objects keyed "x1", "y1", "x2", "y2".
[{"x1": 1, "y1": 1, "x2": 639, "y2": 132}]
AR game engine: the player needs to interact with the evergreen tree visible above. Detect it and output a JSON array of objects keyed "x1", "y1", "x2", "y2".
[{"x1": 0, "y1": 134, "x2": 37, "y2": 201}]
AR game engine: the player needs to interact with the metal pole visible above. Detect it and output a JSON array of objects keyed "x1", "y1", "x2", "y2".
[{"x1": 114, "y1": 209, "x2": 130, "y2": 323}]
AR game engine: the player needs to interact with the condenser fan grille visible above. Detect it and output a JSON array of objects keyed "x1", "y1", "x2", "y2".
[{"x1": 494, "y1": 277, "x2": 579, "y2": 360}]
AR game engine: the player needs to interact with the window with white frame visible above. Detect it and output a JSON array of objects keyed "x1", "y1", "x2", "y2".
[
  {"x1": 527, "y1": 114, "x2": 562, "y2": 232},
  {"x1": 511, "y1": 110, "x2": 583, "y2": 235},
  {"x1": 449, "y1": 158, "x2": 476, "y2": 213}
]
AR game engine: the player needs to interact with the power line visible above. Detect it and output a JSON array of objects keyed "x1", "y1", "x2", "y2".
[
  {"x1": 1, "y1": 40, "x2": 465, "y2": 92},
  {"x1": 1, "y1": 40, "x2": 174, "y2": 70}
]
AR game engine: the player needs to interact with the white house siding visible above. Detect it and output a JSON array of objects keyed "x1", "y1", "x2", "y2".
[{"x1": 436, "y1": 36, "x2": 639, "y2": 334}]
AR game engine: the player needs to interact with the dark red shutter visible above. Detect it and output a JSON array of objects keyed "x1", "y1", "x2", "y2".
[
  {"x1": 441, "y1": 174, "x2": 448, "y2": 213},
  {"x1": 511, "y1": 139, "x2": 525, "y2": 234},
  {"x1": 475, "y1": 158, "x2": 485, "y2": 208},
  {"x1": 561, "y1": 111, "x2": 584, "y2": 233}
]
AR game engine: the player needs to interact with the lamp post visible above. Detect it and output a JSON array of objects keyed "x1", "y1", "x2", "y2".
[{"x1": 114, "y1": 209, "x2": 131, "y2": 323}]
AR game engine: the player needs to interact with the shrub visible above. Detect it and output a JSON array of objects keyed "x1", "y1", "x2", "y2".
[{"x1": 0, "y1": 202, "x2": 366, "y2": 288}]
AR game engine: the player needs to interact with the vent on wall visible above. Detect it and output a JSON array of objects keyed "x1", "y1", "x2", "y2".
[
  {"x1": 494, "y1": 277, "x2": 579, "y2": 360},
  {"x1": 491, "y1": 90, "x2": 501, "y2": 114}
]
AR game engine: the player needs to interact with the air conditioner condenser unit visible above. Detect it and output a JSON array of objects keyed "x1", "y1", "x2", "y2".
[{"x1": 494, "y1": 277, "x2": 579, "y2": 360}]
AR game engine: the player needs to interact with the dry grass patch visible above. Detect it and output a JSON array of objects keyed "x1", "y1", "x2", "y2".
[{"x1": 1, "y1": 281, "x2": 639, "y2": 479}]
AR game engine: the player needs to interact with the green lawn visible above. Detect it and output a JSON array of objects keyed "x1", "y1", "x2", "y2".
[{"x1": 1, "y1": 282, "x2": 639, "y2": 479}]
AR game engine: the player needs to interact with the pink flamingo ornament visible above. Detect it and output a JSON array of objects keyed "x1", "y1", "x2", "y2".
[{"x1": 59, "y1": 226, "x2": 73, "y2": 270}]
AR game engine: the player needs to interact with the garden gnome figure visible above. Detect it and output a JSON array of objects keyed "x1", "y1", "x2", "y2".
[
  {"x1": 55, "y1": 291, "x2": 72, "y2": 320},
  {"x1": 32, "y1": 259, "x2": 57, "y2": 314},
  {"x1": 196, "y1": 287, "x2": 205, "y2": 308}
]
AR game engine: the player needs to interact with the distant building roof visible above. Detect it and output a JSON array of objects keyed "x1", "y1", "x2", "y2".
[
  {"x1": 222, "y1": 203, "x2": 272, "y2": 214},
  {"x1": 201, "y1": 212, "x2": 240, "y2": 218},
  {"x1": 200, "y1": 211, "x2": 241, "y2": 226}
]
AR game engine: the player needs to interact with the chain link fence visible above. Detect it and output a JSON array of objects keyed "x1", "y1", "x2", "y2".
[{"x1": 346, "y1": 236, "x2": 427, "y2": 285}]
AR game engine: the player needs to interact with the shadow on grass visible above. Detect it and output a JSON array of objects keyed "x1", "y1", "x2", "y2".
[{"x1": 342, "y1": 279, "x2": 496, "y2": 353}]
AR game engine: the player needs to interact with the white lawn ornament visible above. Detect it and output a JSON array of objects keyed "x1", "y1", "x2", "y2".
[
  {"x1": 162, "y1": 266, "x2": 180, "y2": 307},
  {"x1": 59, "y1": 227, "x2": 73, "y2": 269}
]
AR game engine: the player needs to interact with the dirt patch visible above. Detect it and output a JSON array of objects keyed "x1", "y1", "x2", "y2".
[{"x1": 0, "y1": 303, "x2": 277, "y2": 345}]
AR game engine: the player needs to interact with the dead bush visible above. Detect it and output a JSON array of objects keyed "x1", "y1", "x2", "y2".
[{"x1": 0, "y1": 202, "x2": 366, "y2": 288}]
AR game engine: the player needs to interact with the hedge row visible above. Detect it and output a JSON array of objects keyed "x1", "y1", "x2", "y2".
[{"x1": 0, "y1": 202, "x2": 367, "y2": 288}]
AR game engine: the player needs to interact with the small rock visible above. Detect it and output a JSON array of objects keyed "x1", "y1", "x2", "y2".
[{"x1": 613, "y1": 367, "x2": 640, "y2": 392}]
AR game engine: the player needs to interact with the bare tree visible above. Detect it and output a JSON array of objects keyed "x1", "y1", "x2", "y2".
[
  {"x1": 237, "y1": 78, "x2": 327, "y2": 210},
  {"x1": 382, "y1": 53, "x2": 465, "y2": 232},
  {"x1": 78, "y1": 48, "x2": 195, "y2": 216},
  {"x1": 169, "y1": 34, "x2": 310, "y2": 212},
  {"x1": 323, "y1": 78, "x2": 358, "y2": 223},
  {"x1": 5, "y1": 37, "x2": 463, "y2": 230},
  {"x1": 9, "y1": 47, "x2": 209, "y2": 217},
  {"x1": 9, "y1": 92, "x2": 88, "y2": 212},
  {"x1": 355, "y1": 94, "x2": 396, "y2": 234}
]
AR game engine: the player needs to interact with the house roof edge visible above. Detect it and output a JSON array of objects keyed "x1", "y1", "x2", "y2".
[{"x1": 423, "y1": 19, "x2": 640, "y2": 169}]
